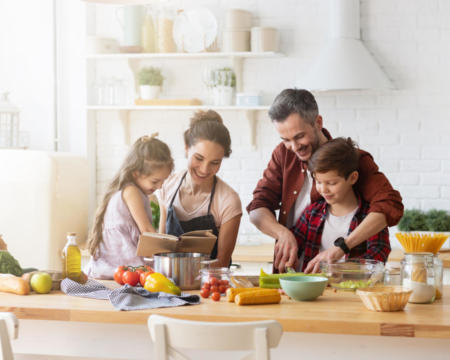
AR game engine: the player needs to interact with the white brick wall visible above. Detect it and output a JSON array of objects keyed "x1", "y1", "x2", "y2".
[{"x1": 93, "y1": 0, "x2": 450, "y2": 246}]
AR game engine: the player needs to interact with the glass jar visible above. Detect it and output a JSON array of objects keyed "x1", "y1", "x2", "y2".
[
  {"x1": 401, "y1": 252, "x2": 436, "y2": 304},
  {"x1": 434, "y1": 256, "x2": 443, "y2": 300},
  {"x1": 156, "y1": 6, "x2": 176, "y2": 53},
  {"x1": 384, "y1": 263, "x2": 401, "y2": 286},
  {"x1": 199, "y1": 267, "x2": 232, "y2": 295}
]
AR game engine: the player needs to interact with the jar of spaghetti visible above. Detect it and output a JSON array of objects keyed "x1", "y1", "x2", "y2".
[{"x1": 401, "y1": 252, "x2": 436, "y2": 304}]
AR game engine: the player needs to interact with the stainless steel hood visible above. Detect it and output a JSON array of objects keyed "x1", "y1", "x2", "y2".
[{"x1": 302, "y1": 0, "x2": 394, "y2": 91}]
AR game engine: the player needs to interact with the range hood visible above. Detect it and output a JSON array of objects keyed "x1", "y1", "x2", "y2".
[{"x1": 302, "y1": 0, "x2": 393, "y2": 91}]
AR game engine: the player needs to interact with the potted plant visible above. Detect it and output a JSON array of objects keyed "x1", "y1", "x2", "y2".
[
  {"x1": 210, "y1": 67, "x2": 236, "y2": 106},
  {"x1": 137, "y1": 67, "x2": 164, "y2": 100}
]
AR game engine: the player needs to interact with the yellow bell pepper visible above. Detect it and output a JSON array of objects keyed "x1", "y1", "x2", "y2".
[{"x1": 144, "y1": 272, "x2": 181, "y2": 295}]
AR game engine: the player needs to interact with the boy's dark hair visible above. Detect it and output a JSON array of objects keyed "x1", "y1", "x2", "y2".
[
  {"x1": 268, "y1": 88, "x2": 319, "y2": 125},
  {"x1": 308, "y1": 137, "x2": 360, "y2": 179}
]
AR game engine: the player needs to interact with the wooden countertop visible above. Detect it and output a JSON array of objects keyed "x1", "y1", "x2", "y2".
[{"x1": 2, "y1": 282, "x2": 450, "y2": 339}]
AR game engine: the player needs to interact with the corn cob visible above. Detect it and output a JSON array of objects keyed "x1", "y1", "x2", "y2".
[
  {"x1": 234, "y1": 289, "x2": 281, "y2": 305},
  {"x1": 226, "y1": 287, "x2": 263, "y2": 302}
]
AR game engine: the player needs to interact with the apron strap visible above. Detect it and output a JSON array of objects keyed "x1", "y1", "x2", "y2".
[
  {"x1": 207, "y1": 176, "x2": 217, "y2": 214},
  {"x1": 168, "y1": 171, "x2": 187, "y2": 208}
]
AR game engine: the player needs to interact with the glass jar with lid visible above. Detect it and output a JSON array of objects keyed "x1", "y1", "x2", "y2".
[
  {"x1": 434, "y1": 256, "x2": 443, "y2": 300},
  {"x1": 401, "y1": 252, "x2": 436, "y2": 304},
  {"x1": 199, "y1": 267, "x2": 232, "y2": 295}
]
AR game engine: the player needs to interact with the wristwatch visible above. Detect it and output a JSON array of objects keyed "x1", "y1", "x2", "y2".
[{"x1": 334, "y1": 237, "x2": 350, "y2": 254}]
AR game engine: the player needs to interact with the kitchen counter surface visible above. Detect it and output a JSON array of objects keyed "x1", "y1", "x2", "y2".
[{"x1": 2, "y1": 282, "x2": 450, "y2": 339}]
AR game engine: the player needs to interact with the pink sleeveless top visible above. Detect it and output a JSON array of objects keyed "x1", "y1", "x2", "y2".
[{"x1": 84, "y1": 185, "x2": 152, "y2": 279}]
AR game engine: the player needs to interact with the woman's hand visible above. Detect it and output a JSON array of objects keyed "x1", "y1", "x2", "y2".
[{"x1": 304, "y1": 247, "x2": 344, "y2": 273}]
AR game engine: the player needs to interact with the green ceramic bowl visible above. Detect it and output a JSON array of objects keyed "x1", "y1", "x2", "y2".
[{"x1": 279, "y1": 276, "x2": 328, "y2": 301}]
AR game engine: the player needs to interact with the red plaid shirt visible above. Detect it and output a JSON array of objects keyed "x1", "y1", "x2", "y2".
[{"x1": 291, "y1": 194, "x2": 391, "y2": 271}]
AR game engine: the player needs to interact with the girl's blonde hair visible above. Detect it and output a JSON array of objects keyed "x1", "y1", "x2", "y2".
[{"x1": 87, "y1": 134, "x2": 173, "y2": 258}]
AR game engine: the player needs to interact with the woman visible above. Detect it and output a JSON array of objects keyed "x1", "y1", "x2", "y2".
[{"x1": 159, "y1": 110, "x2": 242, "y2": 267}]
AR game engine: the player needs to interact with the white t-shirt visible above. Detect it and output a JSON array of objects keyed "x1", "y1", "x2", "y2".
[
  {"x1": 320, "y1": 206, "x2": 359, "y2": 252},
  {"x1": 158, "y1": 171, "x2": 242, "y2": 229},
  {"x1": 287, "y1": 170, "x2": 313, "y2": 228}
]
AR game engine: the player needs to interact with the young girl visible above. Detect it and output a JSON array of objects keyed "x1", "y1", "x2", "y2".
[
  {"x1": 158, "y1": 110, "x2": 242, "y2": 268},
  {"x1": 85, "y1": 134, "x2": 173, "y2": 279}
]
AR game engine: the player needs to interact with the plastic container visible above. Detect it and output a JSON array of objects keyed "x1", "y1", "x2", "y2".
[
  {"x1": 401, "y1": 252, "x2": 436, "y2": 304},
  {"x1": 200, "y1": 267, "x2": 232, "y2": 295},
  {"x1": 222, "y1": 30, "x2": 250, "y2": 52},
  {"x1": 62, "y1": 232, "x2": 82, "y2": 282}
]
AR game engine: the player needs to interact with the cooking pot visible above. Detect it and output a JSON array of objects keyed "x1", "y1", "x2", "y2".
[{"x1": 145, "y1": 252, "x2": 217, "y2": 290}]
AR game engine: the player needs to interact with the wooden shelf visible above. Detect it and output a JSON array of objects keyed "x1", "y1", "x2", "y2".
[
  {"x1": 86, "y1": 51, "x2": 284, "y2": 60},
  {"x1": 87, "y1": 105, "x2": 269, "y2": 111}
]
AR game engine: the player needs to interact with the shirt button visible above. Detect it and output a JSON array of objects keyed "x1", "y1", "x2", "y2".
[
  {"x1": 283, "y1": 211, "x2": 286, "y2": 215},
  {"x1": 293, "y1": 191, "x2": 297, "y2": 195},
  {"x1": 301, "y1": 168, "x2": 305, "y2": 173}
]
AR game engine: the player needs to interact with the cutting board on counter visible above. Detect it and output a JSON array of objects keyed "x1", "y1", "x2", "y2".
[{"x1": 135, "y1": 98, "x2": 202, "y2": 106}]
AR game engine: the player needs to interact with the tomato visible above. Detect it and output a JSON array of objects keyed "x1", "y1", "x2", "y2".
[
  {"x1": 114, "y1": 266, "x2": 127, "y2": 285},
  {"x1": 144, "y1": 265, "x2": 154, "y2": 272},
  {"x1": 140, "y1": 271, "x2": 154, "y2": 287},
  {"x1": 210, "y1": 285, "x2": 219, "y2": 294},
  {"x1": 219, "y1": 279, "x2": 229, "y2": 286},
  {"x1": 202, "y1": 282, "x2": 211, "y2": 290},
  {"x1": 122, "y1": 270, "x2": 140, "y2": 286},
  {"x1": 200, "y1": 288, "x2": 210, "y2": 298},
  {"x1": 211, "y1": 292, "x2": 221, "y2": 301},
  {"x1": 209, "y1": 277, "x2": 219, "y2": 286},
  {"x1": 219, "y1": 285, "x2": 227, "y2": 294}
]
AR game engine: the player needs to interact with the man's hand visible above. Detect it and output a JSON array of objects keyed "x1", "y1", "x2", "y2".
[
  {"x1": 274, "y1": 229, "x2": 299, "y2": 273},
  {"x1": 304, "y1": 247, "x2": 344, "y2": 273}
]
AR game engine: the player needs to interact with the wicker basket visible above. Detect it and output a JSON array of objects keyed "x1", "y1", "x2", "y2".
[{"x1": 356, "y1": 286, "x2": 412, "y2": 312}]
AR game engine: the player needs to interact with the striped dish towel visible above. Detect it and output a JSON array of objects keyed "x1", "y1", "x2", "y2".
[{"x1": 61, "y1": 278, "x2": 200, "y2": 311}]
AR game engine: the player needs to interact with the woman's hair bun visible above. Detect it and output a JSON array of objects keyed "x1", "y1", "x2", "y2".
[{"x1": 189, "y1": 110, "x2": 223, "y2": 127}]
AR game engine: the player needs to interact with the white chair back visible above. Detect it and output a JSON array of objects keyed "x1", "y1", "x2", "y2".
[
  {"x1": 148, "y1": 314, "x2": 283, "y2": 360},
  {"x1": 0, "y1": 312, "x2": 18, "y2": 360}
]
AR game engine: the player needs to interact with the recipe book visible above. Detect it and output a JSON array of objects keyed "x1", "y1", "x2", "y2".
[{"x1": 136, "y1": 230, "x2": 217, "y2": 257}]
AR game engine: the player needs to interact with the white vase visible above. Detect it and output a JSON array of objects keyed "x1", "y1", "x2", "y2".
[
  {"x1": 212, "y1": 86, "x2": 234, "y2": 106},
  {"x1": 140, "y1": 85, "x2": 161, "y2": 100}
]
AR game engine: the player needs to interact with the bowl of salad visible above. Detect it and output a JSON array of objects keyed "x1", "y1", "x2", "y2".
[{"x1": 320, "y1": 259, "x2": 385, "y2": 291}]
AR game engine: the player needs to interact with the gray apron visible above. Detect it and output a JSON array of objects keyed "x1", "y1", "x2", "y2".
[{"x1": 165, "y1": 172, "x2": 219, "y2": 259}]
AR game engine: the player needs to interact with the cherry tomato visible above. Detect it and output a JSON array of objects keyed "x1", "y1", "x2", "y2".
[
  {"x1": 202, "y1": 282, "x2": 211, "y2": 290},
  {"x1": 210, "y1": 285, "x2": 219, "y2": 294},
  {"x1": 144, "y1": 265, "x2": 154, "y2": 272},
  {"x1": 211, "y1": 292, "x2": 221, "y2": 301},
  {"x1": 140, "y1": 271, "x2": 154, "y2": 287},
  {"x1": 209, "y1": 277, "x2": 219, "y2": 286},
  {"x1": 219, "y1": 285, "x2": 227, "y2": 294},
  {"x1": 114, "y1": 266, "x2": 127, "y2": 285},
  {"x1": 122, "y1": 270, "x2": 140, "y2": 286},
  {"x1": 219, "y1": 279, "x2": 229, "y2": 286},
  {"x1": 200, "y1": 288, "x2": 210, "y2": 298}
]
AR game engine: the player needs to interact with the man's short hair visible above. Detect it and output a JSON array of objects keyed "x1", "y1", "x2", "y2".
[
  {"x1": 308, "y1": 137, "x2": 360, "y2": 179},
  {"x1": 268, "y1": 88, "x2": 319, "y2": 125}
]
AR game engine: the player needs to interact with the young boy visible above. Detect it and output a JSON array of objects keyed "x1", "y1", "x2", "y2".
[{"x1": 291, "y1": 137, "x2": 391, "y2": 273}]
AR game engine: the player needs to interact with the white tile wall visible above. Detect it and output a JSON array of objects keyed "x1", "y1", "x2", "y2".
[{"x1": 94, "y1": 0, "x2": 450, "y2": 246}]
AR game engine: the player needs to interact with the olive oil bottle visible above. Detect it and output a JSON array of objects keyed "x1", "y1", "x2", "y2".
[{"x1": 62, "y1": 232, "x2": 81, "y2": 282}]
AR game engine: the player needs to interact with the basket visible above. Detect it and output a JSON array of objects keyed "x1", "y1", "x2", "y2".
[
  {"x1": 395, "y1": 232, "x2": 449, "y2": 254},
  {"x1": 356, "y1": 285, "x2": 412, "y2": 312}
]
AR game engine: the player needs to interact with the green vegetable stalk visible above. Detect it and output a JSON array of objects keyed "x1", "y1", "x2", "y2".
[
  {"x1": 0, "y1": 250, "x2": 23, "y2": 276},
  {"x1": 259, "y1": 268, "x2": 326, "y2": 288}
]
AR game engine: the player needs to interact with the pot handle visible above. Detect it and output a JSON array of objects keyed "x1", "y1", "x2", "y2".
[{"x1": 143, "y1": 257, "x2": 154, "y2": 264}]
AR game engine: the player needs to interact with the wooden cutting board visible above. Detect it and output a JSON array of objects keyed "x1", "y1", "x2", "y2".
[{"x1": 135, "y1": 98, "x2": 202, "y2": 106}]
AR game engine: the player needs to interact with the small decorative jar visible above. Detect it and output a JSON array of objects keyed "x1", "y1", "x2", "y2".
[{"x1": 401, "y1": 252, "x2": 436, "y2": 304}]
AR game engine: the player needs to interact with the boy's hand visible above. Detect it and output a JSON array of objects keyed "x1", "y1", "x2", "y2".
[
  {"x1": 274, "y1": 229, "x2": 299, "y2": 273},
  {"x1": 304, "y1": 247, "x2": 344, "y2": 273}
]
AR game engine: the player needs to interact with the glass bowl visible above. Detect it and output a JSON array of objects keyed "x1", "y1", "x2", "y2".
[{"x1": 320, "y1": 259, "x2": 385, "y2": 291}]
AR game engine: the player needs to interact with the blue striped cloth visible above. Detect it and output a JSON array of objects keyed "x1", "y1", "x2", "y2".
[{"x1": 61, "y1": 278, "x2": 200, "y2": 311}]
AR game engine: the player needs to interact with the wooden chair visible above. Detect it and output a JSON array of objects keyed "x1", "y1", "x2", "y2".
[
  {"x1": 0, "y1": 312, "x2": 18, "y2": 360},
  {"x1": 148, "y1": 314, "x2": 283, "y2": 360}
]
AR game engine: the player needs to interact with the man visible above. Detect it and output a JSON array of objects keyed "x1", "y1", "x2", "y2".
[{"x1": 247, "y1": 89, "x2": 403, "y2": 273}]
